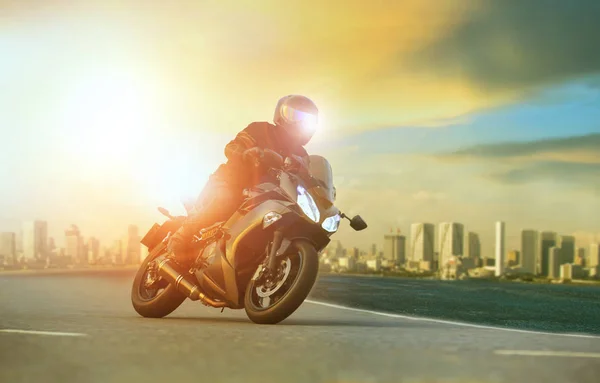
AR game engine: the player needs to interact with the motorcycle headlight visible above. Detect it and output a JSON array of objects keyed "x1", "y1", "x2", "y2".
[
  {"x1": 296, "y1": 185, "x2": 320, "y2": 222},
  {"x1": 322, "y1": 214, "x2": 341, "y2": 233}
]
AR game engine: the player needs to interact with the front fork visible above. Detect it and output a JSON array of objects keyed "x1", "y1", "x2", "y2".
[{"x1": 253, "y1": 229, "x2": 292, "y2": 281}]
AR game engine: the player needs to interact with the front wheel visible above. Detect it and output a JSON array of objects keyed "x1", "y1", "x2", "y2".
[
  {"x1": 131, "y1": 244, "x2": 187, "y2": 318},
  {"x1": 244, "y1": 240, "x2": 319, "y2": 324}
]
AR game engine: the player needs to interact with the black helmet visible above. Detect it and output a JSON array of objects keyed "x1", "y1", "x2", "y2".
[{"x1": 273, "y1": 95, "x2": 319, "y2": 146}]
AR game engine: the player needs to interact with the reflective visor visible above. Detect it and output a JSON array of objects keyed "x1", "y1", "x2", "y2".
[{"x1": 281, "y1": 105, "x2": 318, "y2": 126}]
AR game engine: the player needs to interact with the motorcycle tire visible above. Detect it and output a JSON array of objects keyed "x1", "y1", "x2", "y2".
[
  {"x1": 244, "y1": 239, "x2": 319, "y2": 324},
  {"x1": 131, "y1": 244, "x2": 186, "y2": 318}
]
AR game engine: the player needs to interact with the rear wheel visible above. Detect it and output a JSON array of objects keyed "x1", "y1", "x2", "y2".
[
  {"x1": 244, "y1": 240, "x2": 319, "y2": 324},
  {"x1": 131, "y1": 244, "x2": 186, "y2": 318}
]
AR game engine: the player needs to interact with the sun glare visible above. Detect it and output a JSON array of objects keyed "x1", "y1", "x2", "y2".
[{"x1": 56, "y1": 68, "x2": 218, "y2": 208}]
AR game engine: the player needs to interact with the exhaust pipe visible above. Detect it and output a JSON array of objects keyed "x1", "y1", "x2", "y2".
[{"x1": 156, "y1": 258, "x2": 227, "y2": 308}]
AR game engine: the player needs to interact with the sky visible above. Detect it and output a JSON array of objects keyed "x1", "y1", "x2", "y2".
[{"x1": 1, "y1": 0, "x2": 599, "y2": 254}]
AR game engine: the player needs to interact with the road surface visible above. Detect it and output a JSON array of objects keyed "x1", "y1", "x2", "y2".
[{"x1": 1, "y1": 270, "x2": 599, "y2": 383}]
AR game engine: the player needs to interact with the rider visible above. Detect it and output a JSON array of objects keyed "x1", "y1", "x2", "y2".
[{"x1": 167, "y1": 95, "x2": 319, "y2": 264}]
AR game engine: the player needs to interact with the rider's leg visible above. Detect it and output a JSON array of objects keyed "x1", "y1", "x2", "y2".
[{"x1": 169, "y1": 179, "x2": 243, "y2": 263}]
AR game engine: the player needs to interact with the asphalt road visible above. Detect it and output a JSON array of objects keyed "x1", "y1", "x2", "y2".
[{"x1": 1, "y1": 270, "x2": 599, "y2": 383}]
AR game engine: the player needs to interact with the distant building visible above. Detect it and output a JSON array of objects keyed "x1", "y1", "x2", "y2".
[
  {"x1": 65, "y1": 225, "x2": 84, "y2": 264},
  {"x1": 575, "y1": 247, "x2": 586, "y2": 266},
  {"x1": 370, "y1": 244, "x2": 377, "y2": 257},
  {"x1": 520, "y1": 229, "x2": 538, "y2": 274},
  {"x1": 507, "y1": 250, "x2": 520, "y2": 267},
  {"x1": 464, "y1": 231, "x2": 481, "y2": 259},
  {"x1": 383, "y1": 234, "x2": 406, "y2": 266},
  {"x1": 338, "y1": 257, "x2": 356, "y2": 272},
  {"x1": 438, "y1": 222, "x2": 464, "y2": 270},
  {"x1": 87, "y1": 237, "x2": 100, "y2": 264},
  {"x1": 0, "y1": 232, "x2": 17, "y2": 265},
  {"x1": 548, "y1": 246, "x2": 561, "y2": 279},
  {"x1": 558, "y1": 235, "x2": 575, "y2": 265},
  {"x1": 589, "y1": 243, "x2": 599, "y2": 268},
  {"x1": 123, "y1": 225, "x2": 141, "y2": 265},
  {"x1": 540, "y1": 231, "x2": 557, "y2": 276},
  {"x1": 410, "y1": 223, "x2": 435, "y2": 263},
  {"x1": 495, "y1": 221, "x2": 506, "y2": 277},
  {"x1": 571, "y1": 264, "x2": 586, "y2": 279},
  {"x1": 112, "y1": 239, "x2": 123, "y2": 264},
  {"x1": 366, "y1": 258, "x2": 381, "y2": 272},
  {"x1": 22, "y1": 221, "x2": 48, "y2": 262},
  {"x1": 560, "y1": 264, "x2": 573, "y2": 281}
]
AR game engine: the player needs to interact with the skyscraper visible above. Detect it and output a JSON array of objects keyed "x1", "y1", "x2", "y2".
[
  {"x1": 123, "y1": 225, "x2": 141, "y2": 265},
  {"x1": 0, "y1": 232, "x2": 16, "y2": 265},
  {"x1": 410, "y1": 223, "x2": 435, "y2": 263},
  {"x1": 87, "y1": 237, "x2": 100, "y2": 264},
  {"x1": 464, "y1": 231, "x2": 481, "y2": 259},
  {"x1": 540, "y1": 231, "x2": 557, "y2": 276},
  {"x1": 65, "y1": 225, "x2": 84, "y2": 264},
  {"x1": 507, "y1": 250, "x2": 520, "y2": 267},
  {"x1": 575, "y1": 247, "x2": 586, "y2": 266},
  {"x1": 521, "y1": 229, "x2": 538, "y2": 274},
  {"x1": 558, "y1": 235, "x2": 575, "y2": 265},
  {"x1": 589, "y1": 243, "x2": 599, "y2": 268},
  {"x1": 495, "y1": 221, "x2": 506, "y2": 277},
  {"x1": 22, "y1": 221, "x2": 48, "y2": 261},
  {"x1": 438, "y1": 222, "x2": 464, "y2": 270},
  {"x1": 383, "y1": 234, "x2": 406, "y2": 266},
  {"x1": 548, "y1": 246, "x2": 561, "y2": 279}
]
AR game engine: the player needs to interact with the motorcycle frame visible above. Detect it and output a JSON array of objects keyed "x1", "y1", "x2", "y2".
[{"x1": 192, "y1": 174, "x2": 333, "y2": 310}]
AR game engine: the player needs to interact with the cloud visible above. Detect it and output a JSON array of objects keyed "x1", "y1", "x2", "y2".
[
  {"x1": 444, "y1": 133, "x2": 600, "y2": 162},
  {"x1": 405, "y1": 0, "x2": 600, "y2": 92},
  {"x1": 435, "y1": 133, "x2": 600, "y2": 194}
]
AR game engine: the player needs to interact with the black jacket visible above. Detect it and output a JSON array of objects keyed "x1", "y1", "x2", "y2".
[{"x1": 211, "y1": 122, "x2": 308, "y2": 189}]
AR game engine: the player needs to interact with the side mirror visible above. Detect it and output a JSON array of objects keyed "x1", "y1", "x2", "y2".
[
  {"x1": 157, "y1": 207, "x2": 173, "y2": 219},
  {"x1": 350, "y1": 215, "x2": 368, "y2": 231}
]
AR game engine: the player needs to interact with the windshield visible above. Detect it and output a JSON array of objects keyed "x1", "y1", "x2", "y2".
[{"x1": 307, "y1": 155, "x2": 335, "y2": 204}]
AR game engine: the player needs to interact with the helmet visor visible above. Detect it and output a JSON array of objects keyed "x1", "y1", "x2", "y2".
[{"x1": 281, "y1": 105, "x2": 318, "y2": 132}]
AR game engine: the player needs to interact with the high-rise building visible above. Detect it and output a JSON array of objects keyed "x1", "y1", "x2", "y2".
[
  {"x1": 87, "y1": 237, "x2": 101, "y2": 264},
  {"x1": 520, "y1": 229, "x2": 538, "y2": 274},
  {"x1": 495, "y1": 221, "x2": 506, "y2": 277},
  {"x1": 558, "y1": 235, "x2": 575, "y2": 265},
  {"x1": 548, "y1": 246, "x2": 561, "y2": 279},
  {"x1": 464, "y1": 231, "x2": 481, "y2": 259},
  {"x1": 507, "y1": 250, "x2": 520, "y2": 267},
  {"x1": 575, "y1": 247, "x2": 586, "y2": 266},
  {"x1": 112, "y1": 239, "x2": 123, "y2": 264},
  {"x1": 589, "y1": 243, "x2": 599, "y2": 268},
  {"x1": 22, "y1": 221, "x2": 48, "y2": 261},
  {"x1": 123, "y1": 225, "x2": 141, "y2": 265},
  {"x1": 540, "y1": 231, "x2": 557, "y2": 276},
  {"x1": 383, "y1": 234, "x2": 406, "y2": 266},
  {"x1": 65, "y1": 225, "x2": 84, "y2": 264},
  {"x1": 370, "y1": 243, "x2": 377, "y2": 257},
  {"x1": 410, "y1": 223, "x2": 435, "y2": 263},
  {"x1": 0, "y1": 232, "x2": 17, "y2": 265},
  {"x1": 438, "y1": 222, "x2": 464, "y2": 270}
]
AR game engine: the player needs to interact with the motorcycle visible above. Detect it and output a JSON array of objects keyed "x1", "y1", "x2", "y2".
[{"x1": 131, "y1": 149, "x2": 367, "y2": 324}]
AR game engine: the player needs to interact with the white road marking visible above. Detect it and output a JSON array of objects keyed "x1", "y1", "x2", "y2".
[
  {"x1": 305, "y1": 300, "x2": 600, "y2": 340},
  {"x1": 495, "y1": 350, "x2": 600, "y2": 358},
  {"x1": 0, "y1": 329, "x2": 88, "y2": 337}
]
